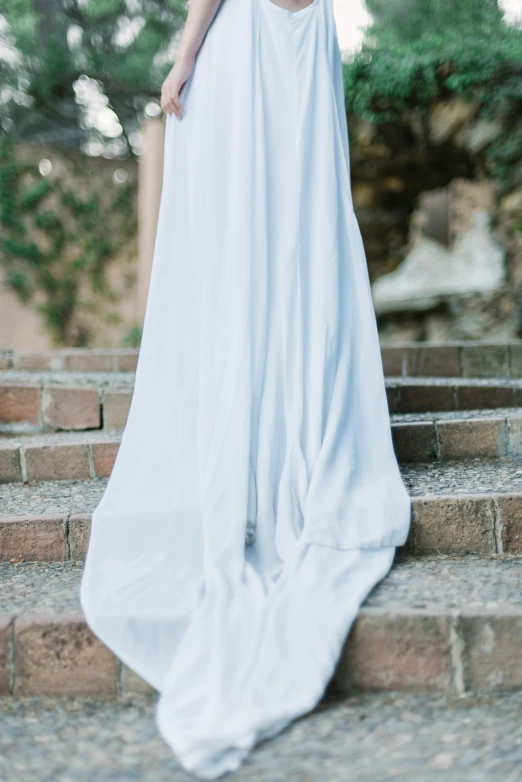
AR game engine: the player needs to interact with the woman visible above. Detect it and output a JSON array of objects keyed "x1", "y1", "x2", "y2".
[{"x1": 81, "y1": 0, "x2": 411, "y2": 777}]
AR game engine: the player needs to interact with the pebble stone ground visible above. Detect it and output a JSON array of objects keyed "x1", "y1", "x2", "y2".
[
  {"x1": 2, "y1": 555, "x2": 521, "y2": 616},
  {"x1": 3, "y1": 458, "x2": 522, "y2": 518},
  {"x1": 1, "y1": 691, "x2": 522, "y2": 782}
]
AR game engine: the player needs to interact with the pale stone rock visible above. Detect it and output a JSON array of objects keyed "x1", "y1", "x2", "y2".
[
  {"x1": 500, "y1": 189, "x2": 522, "y2": 213},
  {"x1": 462, "y1": 120, "x2": 502, "y2": 154},
  {"x1": 372, "y1": 212, "x2": 505, "y2": 316},
  {"x1": 429, "y1": 99, "x2": 478, "y2": 145}
]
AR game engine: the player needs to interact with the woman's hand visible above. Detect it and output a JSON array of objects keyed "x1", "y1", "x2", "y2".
[{"x1": 161, "y1": 56, "x2": 194, "y2": 120}]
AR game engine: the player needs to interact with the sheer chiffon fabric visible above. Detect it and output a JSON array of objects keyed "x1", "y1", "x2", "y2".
[{"x1": 81, "y1": 0, "x2": 411, "y2": 776}]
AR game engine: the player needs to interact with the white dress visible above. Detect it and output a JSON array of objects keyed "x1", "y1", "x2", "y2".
[{"x1": 81, "y1": 0, "x2": 411, "y2": 776}]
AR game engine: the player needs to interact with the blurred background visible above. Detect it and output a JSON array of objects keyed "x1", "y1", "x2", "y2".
[{"x1": 0, "y1": 0, "x2": 521, "y2": 349}]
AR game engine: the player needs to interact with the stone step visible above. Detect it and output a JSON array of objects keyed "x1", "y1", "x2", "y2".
[
  {"x1": 1, "y1": 460, "x2": 522, "y2": 562},
  {"x1": 3, "y1": 341, "x2": 522, "y2": 380},
  {"x1": 3, "y1": 371, "x2": 522, "y2": 433},
  {"x1": 0, "y1": 432, "x2": 119, "y2": 484},
  {"x1": 391, "y1": 408, "x2": 522, "y2": 462},
  {"x1": 0, "y1": 349, "x2": 139, "y2": 373},
  {"x1": 1, "y1": 409, "x2": 522, "y2": 486},
  {"x1": 0, "y1": 372, "x2": 132, "y2": 433},
  {"x1": 381, "y1": 340, "x2": 522, "y2": 379},
  {"x1": 2, "y1": 692, "x2": 521, "y2": 781},
  {"x1": 0, "y1": 556, "x2": 520, "y2": 698},
  {"x1": 386, "y1": 377, "x2": 522, "y2": 414}
]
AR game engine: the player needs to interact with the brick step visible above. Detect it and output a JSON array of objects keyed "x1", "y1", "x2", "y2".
[
  {"x1": 0, "y1": 555, "x2": 520, "y2": 697},
  {"x1": 0, "y1": 372, "x2": 132, "y2": 433},
  {"x1": 1, "y1": 691, "x2": 520, "y2": 780},
  {"x1": 1, "y1": 461, "x2": 522, "y2": 562},
  {"x1": 3, "y1": 371, "x2": 522, "y2": 433},
  {"x1": 381, "y1": 341, "x2": 522, "y2": 379},
  {"x1": 0, "y1": 349, "x2": 138, "y2": 373},
  {"x1": 386, "y1": 377, "x2": 522, "y2": 414},
  {"x1": 4, "y1": 341, "x2": 522, "y2": 379},
  {"x1": 2, "y1": 410, "x2": 522, "y2": 487},
  {"x1": 0, "y1": 432, "x2": 119, "y2": 484},
  {"x1": 391, "y1": 408, "x2": 522, "y2": 462}
]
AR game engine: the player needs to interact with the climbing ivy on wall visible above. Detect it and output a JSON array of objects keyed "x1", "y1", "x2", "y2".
[{"x1": 0, "y1": 139, "x2": 137, "y2": 344}]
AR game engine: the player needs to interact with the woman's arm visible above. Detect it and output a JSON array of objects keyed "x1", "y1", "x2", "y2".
[{"x1": 161, "y1": 0, "x2": 223, "y2": 120}]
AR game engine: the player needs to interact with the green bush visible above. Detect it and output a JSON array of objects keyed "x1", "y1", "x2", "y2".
[{"x1": 343, "y1": 0, "x2": 522, "y2": 187}]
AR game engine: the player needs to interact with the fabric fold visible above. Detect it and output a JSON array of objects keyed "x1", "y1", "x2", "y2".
[{"x1": 81, "y1": 0, "x2": 411, "y2": 776}]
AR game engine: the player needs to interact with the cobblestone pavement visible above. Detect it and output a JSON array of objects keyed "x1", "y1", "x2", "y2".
[
  {"x1": 2, "y1": 555, "x2": 521, "y2": 616},
  {"x1": 1, "y1": 691, "x2": 521, "y2": 782}
]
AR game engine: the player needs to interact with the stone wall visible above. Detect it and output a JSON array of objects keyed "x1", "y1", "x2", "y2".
[
  {"x1": 0, "y1": 145, "x2": 139, "y2": 350},
  {"x1": 350, "y1": 98, "x2": 522, "y2": 341}
]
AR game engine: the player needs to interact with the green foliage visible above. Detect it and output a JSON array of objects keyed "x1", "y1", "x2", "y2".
[
  {"x1": 343, "y1": 0, "x2": 522, "y2": 188},
  {"x1": 0, "y1": 138, "x2": 137, "y2": 344},
  {"x1": 0, "y1": 0, "x2": 185, "y2": 152},
  {"x1": 364, "y1": 0, "x2": 503, "y2": 43},
  {"x1": 123, "y1": 324, "x2": 142, "y2": 347}
]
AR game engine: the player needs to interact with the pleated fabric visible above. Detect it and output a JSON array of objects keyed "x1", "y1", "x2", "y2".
[{"x1": 81, "y1": 0, "x2": 411, "y2": 776}]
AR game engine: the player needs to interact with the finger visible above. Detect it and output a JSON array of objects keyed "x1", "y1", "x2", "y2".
[
  {"x1": 173, "y1": 97, "x2": 184, "y2": 119},
  {"x1": 166, "y1": 97, "x2": 182, "y2": 120}
]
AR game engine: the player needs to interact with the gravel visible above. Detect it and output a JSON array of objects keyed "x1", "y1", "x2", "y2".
[
  {"x1": 0, "y1": 479, "x2": 107, "y2": 517},
  {"x1": 401, "y1": 460, "x2": 522, "y2": 496},
  {"x1": 0, "y1": 371, "x2": 134, "y2": 389},
  {"x1": 391, "y1": 407, "x2": 522, "y2": 423},
  {"x1": 3, "y1": 458, "x2": 522, "y2": 519},
  {"x1": 5, "y1": 370, "x2": 522, "y2": 391},
  {"x1": 1, "y1": 691, "x2": 522, "y2": 782},
  {"x1": 2, "y1": 555, "x2": 521, "y2": 617}
]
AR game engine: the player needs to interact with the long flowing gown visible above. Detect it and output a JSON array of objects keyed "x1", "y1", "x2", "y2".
[{"x1": 81, "y1": 0, "x2": 411, "y2": 776}]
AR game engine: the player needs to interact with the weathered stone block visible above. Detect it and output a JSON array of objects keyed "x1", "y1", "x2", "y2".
[
  {"x1": 91, "y1": 441, "x2": 119, "y2": 478},
  {"x1": 509, "y1": 344, "x2": 522, "y2": 378},
  {"x1": 457, "y1": 385, "x2": 513, "y2": 411},
  {"x1": 65, "y1": 352, "x2": 114, "y2": 372},
  {"x1": 103, "y1": 391, "x2": 132, "y2": 429},
  {"x1": 0, "y1": 616, "x2": 12, "y2": 695},
  {"x1": 412, "y1": 496, "x2": 495, "y2": 555},
  {"x1": 459, "y1": 612, "x2": 522, "y2": 692},
  {"x1": 13, "y1": 352, "x2": 54, "y2": 371},
  {"x1": 24, "y1": 444, "x2": 91, "y2": 482},
  {"x1": 392, "y1": 422, "x2": 438, "y2": 463},
  {"x1": 120, "y1": 665, "x2": 156, "y2": 696},
  {"x1": 381, "y1": 347, "x2": 406, "y2": 377},
  {"x1": 437, "y1": 418, "x2": 507, "y2": 460},
  {"x1": 14, "y1": 615, "x2": 117, "y2": 697},
  {"x1": 42, "y1": 386, "x2": 100, "y2": 430},
  {"x1": 0, "y1": 516, "x2": 66, "y2": 561},
  {"x1": 408, "y1": 345, "x2": 461, "y2": 378},
  {"x1": 386, "y1": 386, "x2": 400, "y2": 415},
  {"x1": 0, "y1": 385, "x2": 40, "y2": 425},
  {"x1": 115, "y1": 352, "x2": 139, "y2": 372},
  {"x1": 397, "y1": 384, "x2": 455, "y2": 414},
  {"x1": 506, "y1": 415, "x2": 522, "y2": 459},
  {"x1": 429, "y1": 99, "x2": 478, "y2": 145},
  {"x1": 336, "y1": 609, "x2": 452, "y2": 692},
  {"x1": 0, "y1": 445, "x2": 22, "y2": 483},
  {"x1": 461, "y1": 344, "x2": 510, "y2": 378},
  {"x1": 68, "y1": 514, "x2": 91, "y2": 560},
  {"x1": 496, "y1": 493, "x2": 522, "y2": 554}
]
